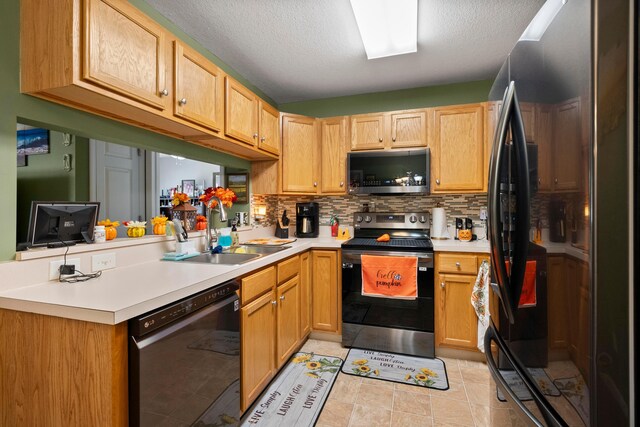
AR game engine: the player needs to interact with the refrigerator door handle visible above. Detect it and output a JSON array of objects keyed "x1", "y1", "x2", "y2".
[
  {"x1": 484, "y1": 322, "x2": 567, "y2": 427},
  {"x1": 488, "y1": 82, "x2": 516, "y2": 322}
]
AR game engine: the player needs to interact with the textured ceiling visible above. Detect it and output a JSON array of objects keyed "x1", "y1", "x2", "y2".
[{"x1": 145, "y1": 0, "x2": 545, "y2": 104}]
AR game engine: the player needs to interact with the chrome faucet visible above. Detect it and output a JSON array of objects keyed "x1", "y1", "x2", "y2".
[{"x1": 205, "y1": 196, "x2": 228, "y2": 251}]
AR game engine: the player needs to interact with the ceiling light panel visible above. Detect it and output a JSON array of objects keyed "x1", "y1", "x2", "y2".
[{"x1": 350, "y1": 0, "x2": 418, "y2": 60}]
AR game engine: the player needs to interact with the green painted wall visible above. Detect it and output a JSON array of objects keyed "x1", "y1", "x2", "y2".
[
  {"x1": 0, "y1": 0, "x2": 250, "y2": 261},
  {"x1": 279, "y1": 80, "x2": 493, "y2": 117}
]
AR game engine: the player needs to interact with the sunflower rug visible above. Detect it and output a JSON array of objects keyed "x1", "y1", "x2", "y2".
[
  {"x1": 240, "y1": 352, "x2": 343, "y2": 426},
  {"x1": 341, "y1": 348, "x2": 449, "y2": 391}
]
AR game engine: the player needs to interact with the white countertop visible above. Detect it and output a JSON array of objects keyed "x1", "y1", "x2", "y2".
[
  {"x1": 0, "y1": 238, "x2": 341, "y2": 325},
  {"x1": 431, "y1": 238, "x2": 490, "y2": 253}
]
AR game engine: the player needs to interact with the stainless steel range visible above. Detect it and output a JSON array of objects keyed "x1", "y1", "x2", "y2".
[{"x1": 341, "y1": 212, "x2": 435, "y2": 358}]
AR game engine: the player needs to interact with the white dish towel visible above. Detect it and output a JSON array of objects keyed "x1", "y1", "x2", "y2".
[{"x1": 471, "y1": 260, "x2": 491, "y2": 353}]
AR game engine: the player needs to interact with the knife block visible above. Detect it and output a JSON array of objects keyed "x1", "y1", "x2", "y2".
[{"x1": 275, "y1": 222, "x2": 289, "y2": 238}]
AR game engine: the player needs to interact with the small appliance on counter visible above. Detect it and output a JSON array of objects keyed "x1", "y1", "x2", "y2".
[
  {"x1": 296, "y1": 202, "x2": 319, "y2": 238},
  {"x1": 549, "y1": 200, "x2": 566, "y2": 242},
  {"x1": 455, "y1": 217, "x2": 474, "y2": 241},
  {"x1": 275, "y1": 210, "x2": 290, "y2": 238}
]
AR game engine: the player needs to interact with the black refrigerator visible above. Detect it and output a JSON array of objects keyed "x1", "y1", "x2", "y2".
[{"x1": 485, "y1": 0, "x2": 635, "y2": 426}]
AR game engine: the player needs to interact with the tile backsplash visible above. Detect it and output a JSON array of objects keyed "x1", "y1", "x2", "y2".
[{"x1": 251, "y1": 194, "x2": 488, "y2": 228}]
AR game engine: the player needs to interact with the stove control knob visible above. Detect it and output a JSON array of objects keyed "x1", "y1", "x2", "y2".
[
  {"x1": 364, "y1": 215, "x2": 372, "y2": 223},
  {"x1": 418, "y1": 215, "x2": 427, "y2": 223},
  {"x1": 356, "y1": 215, "x2": 364, "y2": 223},
  {"x1": 409, "y1": 215, "x2": 417, "y2": 223}
]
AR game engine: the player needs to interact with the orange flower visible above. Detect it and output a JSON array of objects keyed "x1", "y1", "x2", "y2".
[
  {"x1": 172, "y1": 192, "x2": 191, "y2": 206},
  {"x1": 199, "y1": 187, "x2": 237, "y2": 208},
  {"x1": 196, "y1": 215, "x2": 207, "y2": 222},
  {"x1": 97, "y1": 219, "x2": 120, "y2": 227}
]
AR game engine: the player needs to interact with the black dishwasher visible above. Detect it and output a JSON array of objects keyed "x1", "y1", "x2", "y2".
[{"x1": 129, "y1": 280, "x2": 240, "y2": 426}]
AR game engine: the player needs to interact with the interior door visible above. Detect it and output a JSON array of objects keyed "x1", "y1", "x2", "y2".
[{"x1": 91, "y1": 140, "x2": 145, "y2": 235}]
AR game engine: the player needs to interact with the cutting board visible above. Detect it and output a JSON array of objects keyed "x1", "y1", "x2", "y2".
[{"x1": 241, "y1": 238, "x2": 297, "y2": 246}]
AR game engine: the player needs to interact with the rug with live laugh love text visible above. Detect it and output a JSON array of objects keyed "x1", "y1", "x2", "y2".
[{"x1": 240, "y1": 353, "x2": 342, "y2": 426}]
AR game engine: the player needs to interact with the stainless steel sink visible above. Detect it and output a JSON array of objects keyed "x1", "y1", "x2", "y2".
[
  {"x1": 180, "y1": 252, "x2": 261, "y2": 265},
  {"x1": 224, "y1": 245, "x2": 291, "y2": 255}
]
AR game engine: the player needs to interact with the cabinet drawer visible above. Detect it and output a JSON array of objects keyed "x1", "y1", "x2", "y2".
[
  {"x1": 277, "y1": 256, "x2": 299, "y2": 284},
  {"x1": 241, "y1": 266, "x2": 276, "y2": 305},
  {"x1": 438, "y1": 253, "x2": 478, "y2": 274}
]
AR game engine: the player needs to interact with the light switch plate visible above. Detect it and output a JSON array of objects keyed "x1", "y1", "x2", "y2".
[
  {"x1": 92, "y1": 253, "x2": 116, "y2": 272},
  {"x1": 49, "y1": 258, "x2": 81, "y2": 281},
  {"x1": 479, "y1": 208, "x2": 488, "y2": 220}
]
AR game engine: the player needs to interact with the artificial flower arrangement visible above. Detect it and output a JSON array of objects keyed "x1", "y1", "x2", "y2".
[
  {"x1": 171, "y1": 192, "x2": 191, "y2": 206},
  {"x1": 199, "y1": 187, "x2": 237, "y2": 209},
  {"x1": 195, "y1": 215, "x2": 208, "y2": 231},
  {"x1": 97, "y1": 219, "x2": 120, "y2": 240},
  {"x1": 150, "y1": 215, "x2": 169, "y2": 235},
  {"x1": 123, "y1": 220, "x2": 147, "y2": 238}
]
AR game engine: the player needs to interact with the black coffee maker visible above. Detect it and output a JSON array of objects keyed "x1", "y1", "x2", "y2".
[{"x1": 296, "y1": 202, "x2": 319, "y2": 238}]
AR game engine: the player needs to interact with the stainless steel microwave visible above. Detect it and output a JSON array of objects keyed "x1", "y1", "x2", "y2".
[{"x1": 347, "y1": 148, "x2": 430, "y2": 195}]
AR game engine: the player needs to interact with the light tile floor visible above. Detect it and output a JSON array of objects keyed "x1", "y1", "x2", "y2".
[{"x1": 300, "y1": 339, "x2": 528, "y2": 427}]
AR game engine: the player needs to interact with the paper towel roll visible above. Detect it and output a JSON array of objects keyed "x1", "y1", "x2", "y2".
[{"x1": 431, "y1": 207, "x2": 449, "y2": 239}]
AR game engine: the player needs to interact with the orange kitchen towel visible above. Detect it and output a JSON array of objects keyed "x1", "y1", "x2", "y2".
[
  {"x1": 361, "y1": 255, "x2": 418, "y2": 299},
  {"x1": 518, "y1": 261, "x2": 537, "y2": 308}
]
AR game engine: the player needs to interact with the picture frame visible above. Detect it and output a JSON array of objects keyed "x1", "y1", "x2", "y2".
[
  {"x1": 226, "y1": 172, "x2": 248, "y2": 204},
  {"x1": 17, "y1": 128, "x2": 49, "y2": 156},
  {"x1": 181, "y1": 179, "x2": 196, "y2": 197}
]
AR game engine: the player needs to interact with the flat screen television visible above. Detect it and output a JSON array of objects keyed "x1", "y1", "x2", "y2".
[{"x1": 27, "y1": 202, "x2": 100, "y2": 247}]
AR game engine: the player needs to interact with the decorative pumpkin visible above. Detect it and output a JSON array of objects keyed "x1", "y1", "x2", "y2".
[
  {"x1": 196, "y1": 221, "x2": 207, "y2": 231},
  {"x1": 153, "y1": 223, "x2": 166, "y2": 235},
  {"x1": 376, "y1": 233, "x2": 390, "y2": 242},
  {"x1": 127, "y1": 227, "x2": 146, "y2": 238},
  {"x1": 105, "y1": 226, "x2": 117, "y2": 241},
  {"x1": 458, "y1": 229, "x2": 472, "y2": 241}
]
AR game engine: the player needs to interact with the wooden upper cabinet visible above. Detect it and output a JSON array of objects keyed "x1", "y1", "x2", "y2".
[
  {"x1": 173, "y1": 41, "x2": 224, "y2": 132},
  {"x1": 519, "y1": 102, "x2": 536, "y2": 142},
  {"x1": 429, "y1": 103, "x2": 486, "y2": 193},
  {"x1": 350, "y1": 114, "x2": 386, "y2": 150},
  {"x1": 281, "y1": 114, "x2": 319, "y2": 193},
  {"x1": 225, "y1": 77, "x2": 259, "y2": 146},
  {"x1": 390, "y1": 110, "x2": 427, "y2": 148},
  {"x1": 84, "y1": 0, "x2": 168, "y2": 110},
  {"x1": 320, "y1": 116, "x2": 348, "y2": 194},
  {"x1": 258, "y1": 101, "x2": 280, "y2": 155},
  {"x1": 535, "y1": 104, "x2": 554, "y2": 191},
  {"x1": 553, "y1": 98, "x2": 581, "y2": 191}
]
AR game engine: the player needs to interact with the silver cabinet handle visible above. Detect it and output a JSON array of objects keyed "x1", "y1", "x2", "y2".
[
  {"x1": 441, "y1": 282, "x2": 445, "y2": 288},
  {"x1": 554, "y1": 178, "x2": 558, "y2": 184},
  {"x1": 539, "y1": 178, "x2": 542, "y2": 184},
  {"x1": 392, "y1": 137, "x2": 396, "y2": 142},
  {"x1": 313, "y1": 182, "x2": 318, "y2": 187},
  {"x1": 260, "y1": 136, "x2": 266, "y2": 142},
  {"x1": 271, "y1": 300, "x2": 277, "y2": 306},
  {"x1": 280, "y1": 295, "x2": 285, "y2": 301},
  {"x1": 378, "y1": 137, "x2": 383, "y2": 142},
  {"x1": 178, "y1": 98, "x2": 187, "y2": 106},
  {"x1": 340, "y1": 181, "x2": 344, "y2": 187},
  {"x1": 160, "y1": 89, "x2": 169, "y2": 96},
  {"x1": 456, "y1": 262, "x2": 461, "y2": 268},
  {"x1": 436, "y1": 179, "x2": 440, "y2": 185},
  {"x1": 253, "y1": 133, "x2": 259, "y2": 139}
]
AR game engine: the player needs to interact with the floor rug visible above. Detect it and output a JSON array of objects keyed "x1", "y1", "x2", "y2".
[
  {"x1": 341, "y1": 348, "x2": 449, "y2": 390},
  {"x1": 193, "y1": 379, "x2": 240, "y2": 426},
  {"x1": 553, "y1": 375, "x2": 590, "y2": 426},
  {"x1": 240, "y1": 352, "x2": 343, "y2": 426},
  {"x1": 497, "y1": 368, "x2": 561, "y2": 401}
]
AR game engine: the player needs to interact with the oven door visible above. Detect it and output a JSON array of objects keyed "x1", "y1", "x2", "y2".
[{"x1": 341, "y1": 249, "x2": 435, "y2": 357}]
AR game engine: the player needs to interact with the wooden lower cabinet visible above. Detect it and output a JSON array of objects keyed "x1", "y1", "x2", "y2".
[
  {"x1": 311, "y1": 250, "x2": 340, "y2": 333},
  {"x1": 300, "y1": 251, "x2": 312, "y2": 337},
  {"x1": 240, "y1": 291, "x2": 276, "y2": 411},
  {"x1": 276, "y1": 276, "x2": 301, "y2": 368},
  {"x1": 547, "y1": 256, "x2": 569, "y2": 349}
]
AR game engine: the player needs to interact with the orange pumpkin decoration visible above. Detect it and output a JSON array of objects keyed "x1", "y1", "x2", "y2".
[
  {"x1": 376, "y1": 233, "x2": 390, "y2": 242},
  {"x1": 196, "y1": 221, "x2": 207, "y2": 231},
  {"x1": 458, "y1": 229, "x2": 472, "y2": 241},
  {"x1": 153, "y1": 223, "x2": 166, "y2": 235},
  {"x1": 105, "y1": 226, "x2": 117, "y2": 241}
]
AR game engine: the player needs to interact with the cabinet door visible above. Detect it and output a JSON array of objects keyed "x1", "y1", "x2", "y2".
[
  {"x1": 241, "y1": 291, "x2": 276, "y2": 411},
  {"x1": 258, "y1": 101, "x2": 280, "y2": 155},
  {"x1": 225, "y1": 77, "x2": 258, "y2": 146},
  {"x1": 350, "y1": 114, "x2": 386, "y2": 151},
  {"x1": 281, "y1": 114, "x2": 319, "y2": 193},
  {"x1": 436, "y1": 273, "x2": 477, "y2": 350},
  {"x1": 519, "y1": 102, "x2": 536, "y2": 142},
  {"x1": 430, "y1": 104, "x2": 486, "y2": 193},
  {"x1": 535, "y1": 104, "x2": 554, "y2": 191},
  {"x1": 390, "y1": 110, "x2": 427, "y2": 148},
  {"x1": 553, "y1": 99, "x2": 581, "y2": 191},
  {"x1": 173, "y1": 41, "x2": 224, "y2": 132},
  {"x1": 577, "y1": 261, "x2": 590, "y2": 380},
  {"x1": 547, "y1": 256, "x2": 568, "y2": 349},
  {"x1": 320, "y1": 116, "x2": 348, "y2": 194},
  {"x1": 299, "y1": 251, "x2": 312, "y2": 338},
  {"x1": 84, "y1": 0, "x2": 167, "y2": 110},
  {"x1": 311, "y1": 250, "x2": 340, "y2": 333},
  {"x1": 276, "y1": 277, "x2": 300, "y2": 368}
]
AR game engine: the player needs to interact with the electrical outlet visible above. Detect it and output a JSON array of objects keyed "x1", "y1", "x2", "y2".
[
  {"x1": 49, "y1": 258, "x2": 81, "y2": 281},
  {"x1": 479, "y1": 208, "x2": 488, "y2": 220},
  {"x1": 92, "y1": 253, "x2": 116, "y2": 272}
]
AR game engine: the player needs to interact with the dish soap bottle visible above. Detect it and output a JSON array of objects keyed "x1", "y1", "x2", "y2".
[{"x1": 231, "y1": 222, "x2": 239, "y2": 246}]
